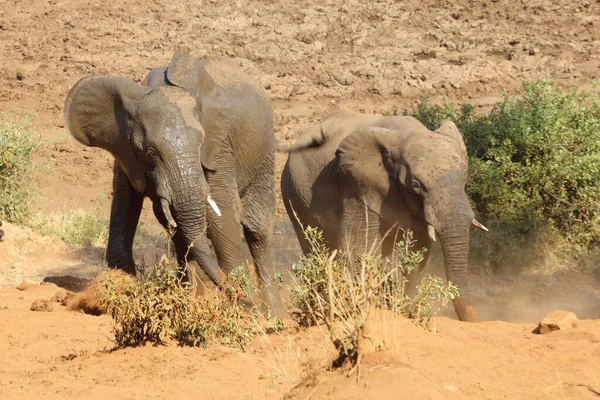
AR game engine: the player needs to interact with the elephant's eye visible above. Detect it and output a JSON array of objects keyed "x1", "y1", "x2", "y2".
[
  {"x1": 147, "y1": 148, "x2": 158, "y2": 161},
  {"x1": 411, "y1": 180, "x2": 422, "y2": 194}
]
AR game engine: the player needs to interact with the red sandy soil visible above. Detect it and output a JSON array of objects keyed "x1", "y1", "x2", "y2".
[{"x1": 1, "y1": 0, "x2": 600, "y2": 398}]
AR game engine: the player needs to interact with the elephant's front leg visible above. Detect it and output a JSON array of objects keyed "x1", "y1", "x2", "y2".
[
  {"x1": 204, "y1": 169, "x2": 247, "y2": 275},
  {"x1": 206, "y1": 181, "x2": 269, "y2": 311},
  {"x1": 106, "y1": 163, "x2": 144, "y2": 275},
  {"x1": 241, "y1": 183, "x2": 287, "y2": 318}
]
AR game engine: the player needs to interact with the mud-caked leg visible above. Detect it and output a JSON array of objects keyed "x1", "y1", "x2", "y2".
[
  {"x1": 241, "y1": 190, "x2": 287, "y2": 318},
  {"x1": 106, "y1": 164, "x2": 144, "y2": 275}
]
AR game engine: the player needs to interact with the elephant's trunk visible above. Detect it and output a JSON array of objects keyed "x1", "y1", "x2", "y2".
[
  {"x1": 439, "y1": 224, "x2": 474, "y2": 322},
  {"x1": 173, "y1": 200, "x2": 222, "y2": 285},
  {"x1": 168, "y1": 161, "x2": 222, "y2": 286},
  {"x1": 434, "y1": 195, "x2": 475, "y2": 322}
]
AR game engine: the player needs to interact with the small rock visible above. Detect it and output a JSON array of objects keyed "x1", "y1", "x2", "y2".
[
  {"x1": 537, "y1": 310, "x2": 577, "y2": 334},
  {"x1": 17, "y1": 281, "x2": 35, "y2": 291},
  {"x1": 31, "y1": 299, "x2": 54, "y2": 312},
  {"x1": 54, "y1": 118, "x2": 65, "y2": 128},
  {"x1": 50, "y1": 289, "x2": 69, "y2": 303},
  {"x1": 332, "y1": 71, "x2": 354, "y2": 86}
]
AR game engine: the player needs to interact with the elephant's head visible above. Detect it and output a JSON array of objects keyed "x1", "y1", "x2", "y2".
[
  {"x1": 63, "y1": 53, "x2": 224, "y2": 283},
  {"x1": 335, "y1": 119, "x2": 487, "y2": 322}
]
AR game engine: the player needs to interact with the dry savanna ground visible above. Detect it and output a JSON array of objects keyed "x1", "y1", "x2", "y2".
[{"x1": 1, "y1": 0, "x2": 600, "y2": 398}]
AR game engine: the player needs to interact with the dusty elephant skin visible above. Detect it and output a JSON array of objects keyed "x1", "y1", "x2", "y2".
[
  {"x1": 63, "y1": 52, "x2": 286, "y2": 317},
  {"x1": 280, "y1": 110, "x2": 488, "y2": 322}
]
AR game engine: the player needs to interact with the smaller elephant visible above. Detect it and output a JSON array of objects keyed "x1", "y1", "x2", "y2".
[
  {"x1": 0, "y1": 221, "x2": 3, "y2": 241},
  {"x1": 279, "y1": 110, "x2": 487, "y2": 322}
]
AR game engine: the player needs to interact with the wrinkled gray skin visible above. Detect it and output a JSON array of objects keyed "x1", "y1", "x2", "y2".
[
  {"x1": 64, "y1": 53, "x2": 286, "y2": 317},
  {"x1": 280, "y1": 110, "x2": 488, "y2": 322}
]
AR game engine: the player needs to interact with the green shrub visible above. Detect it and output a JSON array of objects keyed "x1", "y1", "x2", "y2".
[
  {"x1": 96, "y1": 257, "x2": 254, "y2": 350},
  {"x1": 406, "y1": 81, "x2": 600, "y2": 270},
  {"x1": 0, "y1": 113, "x2": 42, "y2": 223}
]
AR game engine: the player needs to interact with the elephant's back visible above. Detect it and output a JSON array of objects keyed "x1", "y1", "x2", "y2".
[
  {"x1": 197, "y1": 56, "x2": 268, "y2": 98},
  {"x1": 287, "y1": 111, "x2": 382, "y2": 173},
  {"x1": 197, "y1": 56, "x2": 273, "y2": 145},
  {"x1": 286, "y1": 123, "x2": 342, "y2": 199},
  {"x1": 283, "y1": 111, "x2": 381, "y2": 235}
]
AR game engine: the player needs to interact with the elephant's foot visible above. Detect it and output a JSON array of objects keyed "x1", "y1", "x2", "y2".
[
  {"x1": 236, "y1": 289, "x2": 288, "y2": 320},
  {"x1": 453, "y1": 298, "x2": 475, "y2": 322},
  {"x1": 261, "y1": 286, "x2": 288, "y2": 319}
]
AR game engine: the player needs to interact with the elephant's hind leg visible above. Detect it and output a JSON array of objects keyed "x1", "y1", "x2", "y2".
[
  {"x1": 283, "y1": 198, "x2": 313, "y2": 255},
  {"x1": 281, "y1": 162, "x2": 318, "y2": 255}
]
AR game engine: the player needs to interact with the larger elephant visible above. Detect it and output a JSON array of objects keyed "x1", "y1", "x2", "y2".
[
  {"x1": 64, "y1": 52, "x2": 286, "y2": 317},
  {"x1": 279, "y1": 110, "x2": 487, "y2": 322}
]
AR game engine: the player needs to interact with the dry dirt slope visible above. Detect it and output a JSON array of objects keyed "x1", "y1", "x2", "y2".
[{"x1": 1, "y1": 0, "x2": 600, "y2": 398}]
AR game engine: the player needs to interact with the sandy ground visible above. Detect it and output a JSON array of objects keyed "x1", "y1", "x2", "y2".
[{"x1": 1, "y1": 0, "x2": 600, "y2": 398}]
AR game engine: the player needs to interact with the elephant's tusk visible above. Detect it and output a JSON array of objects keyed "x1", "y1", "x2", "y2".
[
  {"x1": 207, "y1": 194, "x2": 222, "y2": 217},
  {"x1": 472, "y1": 218, "x2": 489, "y2": 232},
  {"x1": 427, "y1": 224, "x2": 436, "y2": 243},
  {"x1": 161, "y1": 198, "x2": 177, "y2": 229}
]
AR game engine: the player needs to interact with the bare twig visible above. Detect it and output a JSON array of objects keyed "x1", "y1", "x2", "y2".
[{"x1": 327, "y1": 249, "x2": 338, "y2": 324}]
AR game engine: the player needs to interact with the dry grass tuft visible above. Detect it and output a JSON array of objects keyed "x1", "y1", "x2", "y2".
[{"x1": 289, "y1": 226, "x2": 458, "y2": 380}]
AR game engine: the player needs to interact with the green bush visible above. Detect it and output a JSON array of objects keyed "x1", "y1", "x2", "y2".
[
  {"x1": 0, "y1": 113, "x2": 42, "y2": 223},
  {"x1": 405, "y1": 81, "x2": 600, "y2": 270}
]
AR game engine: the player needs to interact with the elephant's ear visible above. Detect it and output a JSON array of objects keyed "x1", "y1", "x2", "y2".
[
  {"x1": 336, "y1": 127, "x2": 405, "y2": 214},
  {"x1": 166, "y1": 52, "x2": 201, "y2": 94},
  {"x1": 436, "y1": 120, "x2": 467, "y2": 161},
  {"x1": 141, "y1": 66, "x2": 168, "y2": 88},
  {"x1": 64, "y1": 74, "x2": 149, "y2": 193}
]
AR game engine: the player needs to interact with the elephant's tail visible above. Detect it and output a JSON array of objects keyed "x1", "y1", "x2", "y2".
[{"x1": 276, "y1": 124, "x2": 326, "y2": 153}]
